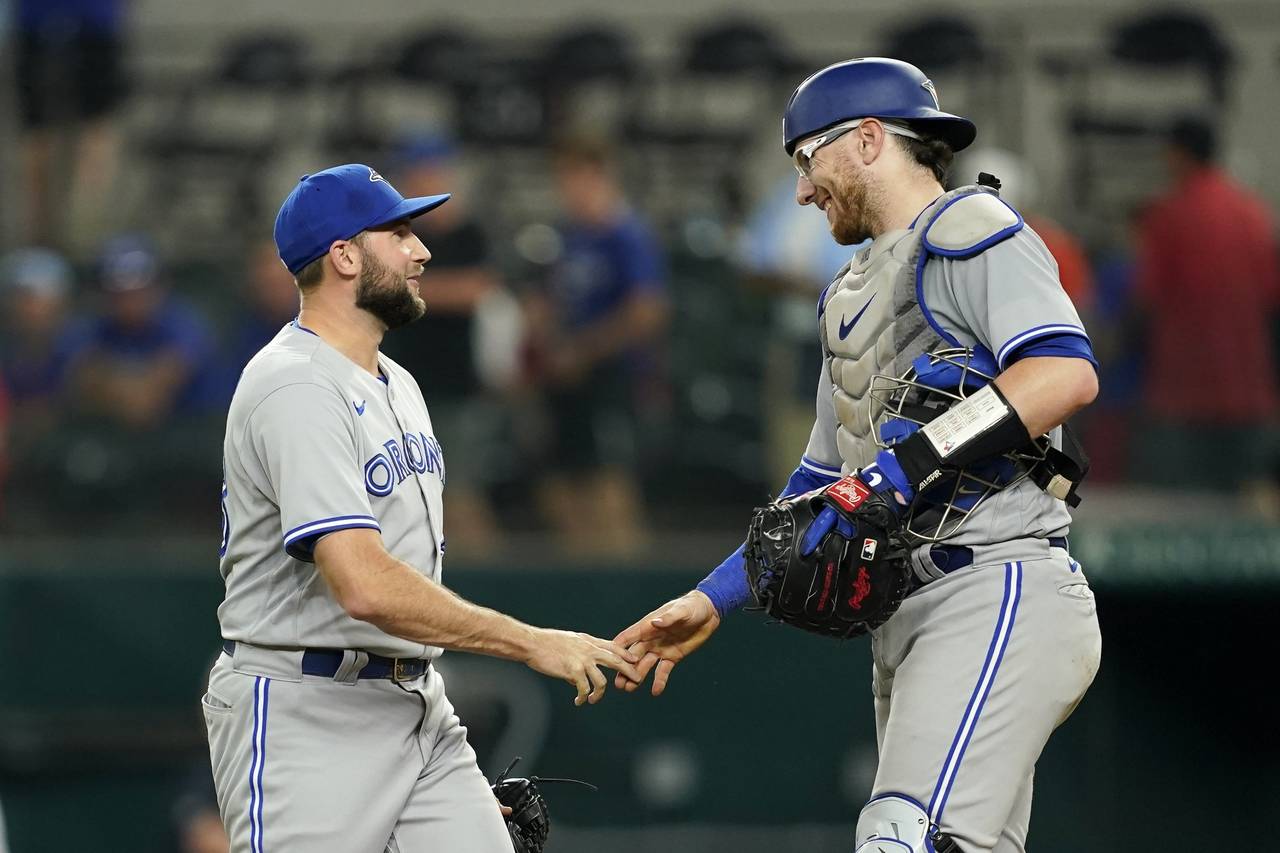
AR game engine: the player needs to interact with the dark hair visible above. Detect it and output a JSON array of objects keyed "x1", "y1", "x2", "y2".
[
  {"x1": 1168, "y1": 114, "x2": 1217, "y2": 164},
  {"x1": 894, "y1": 133, "x2": 954, "y2": 184}
]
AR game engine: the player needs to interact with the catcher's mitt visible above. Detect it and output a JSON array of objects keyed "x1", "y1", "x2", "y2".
[
  {"x1": 744, "y1": 475, "x2": 911, "y2": 639},
  {"x1": 491, "y1": 757, "x2": 596, "y2": 853}
]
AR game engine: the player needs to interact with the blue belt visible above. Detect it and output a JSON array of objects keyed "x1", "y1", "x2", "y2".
[
  {"x1": 221, "y1": 641, "x2": 430, "y2": 683},
  {"x1": 928, "y1": 536, "x2": 1069, "y2": 575}
]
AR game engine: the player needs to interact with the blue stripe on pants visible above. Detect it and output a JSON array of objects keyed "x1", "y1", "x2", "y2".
[
  {"x1": 249, "y1": 676, "x2": 271, "y2": 852},
  {"x1": 927, "y1": 561, "x2": 1023, "y2": 824}
]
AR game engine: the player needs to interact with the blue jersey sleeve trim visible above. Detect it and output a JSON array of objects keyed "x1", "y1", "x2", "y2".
[
  {"x1": 783, "y1": 463, "x2": 839, "y2": 498},
  {"x1": 1004, "y1": 331, "x2": 1098, "y2": 370},
  {"x1": 799, "y1": 455, "x2": 842, "y2": 479},
  {"x1": 283, "y1": 515, "x2": 381, "y2": 562},
  {"x1": 996, "y1": 325, "x2": 1090, "y2": 370}
]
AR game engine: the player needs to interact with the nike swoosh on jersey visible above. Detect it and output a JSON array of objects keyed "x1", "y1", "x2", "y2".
[
  {"x1": 838, "y1": 294, "x2": 876, "y2": 340},
  {"x1": 354, "y1": 400, "x2": 366, "y2": 416}
]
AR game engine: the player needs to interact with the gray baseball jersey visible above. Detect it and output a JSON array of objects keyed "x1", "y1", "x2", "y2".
[
  {"x1": 207, "y1": 320, "x2": 512, "y2": 853},
  {"x1": 805, "y1": 216, "x2": 1100, "y2": 850},
  {"x1": 804, "y1": 225, "x2": 1086, "y2": 547},
  {"x1": 218, "y1": 320, "x2": 446, "y2": 659}
]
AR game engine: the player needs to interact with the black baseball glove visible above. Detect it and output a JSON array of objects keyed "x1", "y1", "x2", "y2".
[
  {"x1": 744, "y1": 474, "x2": 912, "y2": 639},
  {"x1": 491, "y1": 758, "x2": 596, "y2": 853}
]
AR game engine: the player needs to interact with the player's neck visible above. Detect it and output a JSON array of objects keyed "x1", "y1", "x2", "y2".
[
  {"x1": 878, "y1": 176, "x2": 945, "y2": 236},
  {"x1": 297, "y1": 301, "x2": 384, "y2": 376}
]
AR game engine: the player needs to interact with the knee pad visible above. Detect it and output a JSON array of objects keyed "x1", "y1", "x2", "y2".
[{"x1": 854, "y1": 794, "x2": 960, "y2": 853}]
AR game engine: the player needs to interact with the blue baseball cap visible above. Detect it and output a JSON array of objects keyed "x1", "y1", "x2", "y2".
[
  {"x1": 97, "y1": 234, "x2": 161, "y2": 292},
  {"x1": 273, "y1": 164, "x2": 451, "y2": 274}
]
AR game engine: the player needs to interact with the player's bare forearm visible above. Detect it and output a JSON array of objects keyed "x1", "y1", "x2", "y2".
[
  {"x1": 993, "y1": 356, "x2": 1098, "y2": 437},
  {"x1": 315, "y1": 530, "x2": 537, "y2": 658},
  {"x1": 613, "y1": 590, "x2": 720, "y2": 696},
  {"x1": 314, "y1": 529, "x2": 641, "y2": 703}
]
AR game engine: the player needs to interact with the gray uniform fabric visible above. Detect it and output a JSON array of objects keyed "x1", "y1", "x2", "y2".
[
  {"x1": 805, "y1": 201, "x2": 1086, "y2": 547},
  {"x1": 803, "y1": 195, "x2": 1101, "y2": 852},
  {"x1": 207, "y1": 321, "x2": 511, "y2": 852},
  {"x1": 219, "y1": 322, "x2": 444, "y2": 659}
]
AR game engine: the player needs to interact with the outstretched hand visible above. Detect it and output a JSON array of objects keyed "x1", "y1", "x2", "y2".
[{"x1": 613, "y1": 591, "x2": 721, "y2": 696}]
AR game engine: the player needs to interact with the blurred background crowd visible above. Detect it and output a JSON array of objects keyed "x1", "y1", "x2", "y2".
[
  {"x1": 2, "y1": 0, "x2": 1279, "y2": 550},
  {"x1": 1, "y1": 0, "x2": 1278, "y2": 851}
]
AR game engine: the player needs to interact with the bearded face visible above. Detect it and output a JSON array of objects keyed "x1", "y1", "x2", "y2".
[
  {"x1": 354, "y1": 242, "x2": 425, "y2": 330},
  {"x1": 823, "y1": 154, "x2": 886, "y2": 246}
]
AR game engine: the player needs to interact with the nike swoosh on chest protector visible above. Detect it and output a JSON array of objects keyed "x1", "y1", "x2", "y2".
[{"x1": 838, "y1": 293, "x2": 876, "y2": 340}]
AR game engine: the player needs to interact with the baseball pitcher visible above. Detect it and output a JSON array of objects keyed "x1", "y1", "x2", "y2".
[{"x1": 205, "y1": 164, "x2": 640, "y2": 853}]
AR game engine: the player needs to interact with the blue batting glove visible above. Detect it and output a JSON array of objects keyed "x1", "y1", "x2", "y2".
[{"x1": 799, "y1": 505, "x2": 857, "y2": 556}]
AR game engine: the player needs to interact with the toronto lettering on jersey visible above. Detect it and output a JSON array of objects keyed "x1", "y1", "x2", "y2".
[{"x1": 363, "y1": 432, "x2": 445, "y2": 496}]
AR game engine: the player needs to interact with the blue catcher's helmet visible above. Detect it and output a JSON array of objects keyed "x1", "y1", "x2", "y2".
[{"x1": 782, "y1": 57, "x2": 977, "y2": 155}]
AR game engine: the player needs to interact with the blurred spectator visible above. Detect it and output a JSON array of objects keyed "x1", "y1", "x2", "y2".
[
  {"x1": 736, "y1": 171, "x2": 860, "y2": 485},
  {"x1": 952, "y1": 147, "x2": 1094, "y2": 311},
  {"x1": 16, "y1": 0, "x2": 128, "y2": 250},
  {"x1": 225, "y1": 238, "x2": 301, "y2": 375},
  {"x1": 378, "y1": 132, "x2": 509, "y2": 556},
  {"x1": 71, "y1": 235, "x2": 221, "y2": 429},
  {"x1": 528, "y1": 135, "x2": 669, "y2": 555},
  {"x1": 0, "y1": 793, "x2": 9, "y2": 853},
  {"x1": 0, "y1": 247, "x2": 89, "y2": 423},
  {"x1": 1079, "y1": 208, "x2": 1148, "y2": 483},
  {"x1": 1133, "y1": 115, "x2": 1280, "y2": 491}
]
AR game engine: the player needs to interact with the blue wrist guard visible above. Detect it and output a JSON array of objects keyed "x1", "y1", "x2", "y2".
[{"x1": 696, "y1": 543, "x2": 751, "y2": 618}]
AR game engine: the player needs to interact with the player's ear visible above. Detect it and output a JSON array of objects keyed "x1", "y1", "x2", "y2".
[
  {"x1": 858, "y1": 120, "x2": 886, "y2": 165},
  {"x1": 328, "y1": 238, "x2": 361, "y2": 278}
]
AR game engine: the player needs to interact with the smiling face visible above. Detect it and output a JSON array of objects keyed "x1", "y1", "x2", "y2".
[
  {"x1": 795, "y1": 137, "x2": 887, "y2": 246},
  {"x1": 352, "y1": 220, "x2": 430, "y2": 330}
]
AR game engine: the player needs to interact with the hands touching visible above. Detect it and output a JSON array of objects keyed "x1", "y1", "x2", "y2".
[
  {"x1": 523, "y1": 628, "x2": 642, "y2": 706},
  {"x1": 612, "y1": 591, "x2": 721, "y2": 696}
]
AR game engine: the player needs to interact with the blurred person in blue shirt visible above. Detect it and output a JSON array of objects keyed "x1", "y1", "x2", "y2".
[
  {"x1": 736, "y1": 171, "x2": 866, "y2": 487},
  {"x1": 0, "y1": 247, "x2": 90, "y2": 423},
  {"x1": 71, "y1": 235, "x2": 221, "y2": 428},
  {"x1": 380, "y1": 130, "x2": 510, "y2": 556},
  {"x1": 225, "y1": 238, "x2": 302, "y2": 376},
  {"x1": 527, "y1": 135, "x2": 669, "y2": 555}
]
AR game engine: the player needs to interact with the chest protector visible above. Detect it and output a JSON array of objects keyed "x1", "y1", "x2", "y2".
[{"x1": 819, "y1": 184, "x2": 1023, "y2": 472}]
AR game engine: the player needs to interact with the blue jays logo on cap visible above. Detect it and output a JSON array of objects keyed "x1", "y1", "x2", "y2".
[
  {"x1": 273, "y1": 163, "x2": 450, "y2": 275},
  {"x1": 921, "y1": 79, "x2": 940, "y2": 110}
]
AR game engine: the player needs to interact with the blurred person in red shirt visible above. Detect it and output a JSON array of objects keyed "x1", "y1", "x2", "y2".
[{"x1": 1134, "y1": 115, "x2": 1280, "y2": 491}]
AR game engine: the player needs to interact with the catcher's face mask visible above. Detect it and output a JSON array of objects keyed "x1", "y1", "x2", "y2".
[{"x1": 867, "y1": 346, "x2": 1051, "y2": 543}]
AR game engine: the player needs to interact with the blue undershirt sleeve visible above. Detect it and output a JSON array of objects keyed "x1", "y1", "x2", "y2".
[{"x1": 695, "y1": 461, "x2": 841, "y2": 618}]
